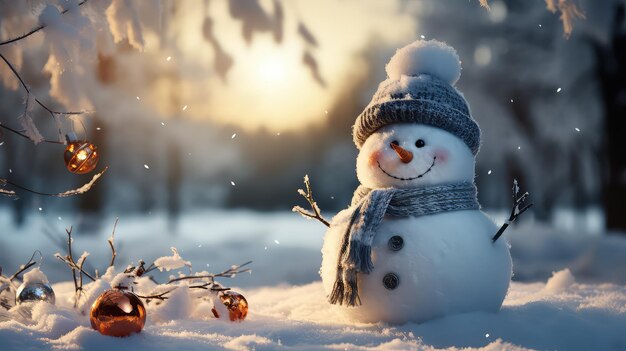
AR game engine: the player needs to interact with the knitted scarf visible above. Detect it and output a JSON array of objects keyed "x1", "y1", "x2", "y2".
[{"x1": 328, "y1": 181, "x2": 480, "y2": 306}]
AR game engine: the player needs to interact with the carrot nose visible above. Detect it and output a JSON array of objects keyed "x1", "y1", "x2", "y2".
[{"x1": 390, "y1": 143, "x2": 413, "y2": 163}]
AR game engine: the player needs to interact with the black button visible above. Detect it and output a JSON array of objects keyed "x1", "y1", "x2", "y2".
[
  {"x1": 383, "y1": 273, "x2": 399, "y2": 290},
  {"x1": 388, "y1": 236, "x2": 404, "y2": 251}
]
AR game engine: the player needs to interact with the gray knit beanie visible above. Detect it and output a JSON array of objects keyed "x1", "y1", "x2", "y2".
[{"x1": 353, "y1": 40, "x2": 481, "y2": 155}]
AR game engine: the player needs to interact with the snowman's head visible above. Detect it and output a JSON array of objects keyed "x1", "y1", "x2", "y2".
[
  {"x1": 352, "y1": 39, "x2": 480, "y2": 189},
  {"x1": 356, "y1": 123, "x2": 475, "y2": 188}
]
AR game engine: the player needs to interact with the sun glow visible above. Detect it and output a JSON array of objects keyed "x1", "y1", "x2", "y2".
[
  {"x1": 165, "y1": 0, "x2": 417, "y2": 132},
  {"x1": 258, "y1": 55, "x2": 288, "y2": 84}
]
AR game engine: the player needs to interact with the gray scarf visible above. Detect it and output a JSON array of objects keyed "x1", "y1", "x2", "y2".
[{"x1": 329, "y1": 181, "x2": 479, "y2": 306}]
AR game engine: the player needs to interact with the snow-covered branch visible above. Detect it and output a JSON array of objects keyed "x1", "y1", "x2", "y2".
[{"x1": 1, "y1": 168, "x2": 107, "y2": 198}]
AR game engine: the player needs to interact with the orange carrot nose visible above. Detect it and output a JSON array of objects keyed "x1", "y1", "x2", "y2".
[{"x1": 390, "y1": 143, "x2": 413, "y2": 163}]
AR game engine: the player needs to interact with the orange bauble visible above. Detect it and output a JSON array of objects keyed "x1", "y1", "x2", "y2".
[
  {"x1": 64, "y1": 141, "x2": 99, "y2": 174},
  {"x1": 211, "y1": 291, "x2": 248, "y2": 322},
  {"x1": 90, "y1": 289, "x2": 146, "y2": 337}
]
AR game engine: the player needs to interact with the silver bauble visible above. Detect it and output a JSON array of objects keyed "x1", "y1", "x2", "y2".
[{"x1": 15, "y1": 282, "x2": 55, "y2": 305}]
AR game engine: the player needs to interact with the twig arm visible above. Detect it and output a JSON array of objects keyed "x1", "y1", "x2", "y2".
[
  {"x1": 492, "y1": 180, "x2": 533, "y2": 243},
  {"x1": 292, "y1": 175, "x2": 330, "y2": 227}
]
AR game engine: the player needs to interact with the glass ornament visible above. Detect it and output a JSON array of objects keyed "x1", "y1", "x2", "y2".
[
  {"x1": 90, "y1": 289, "x2": 146, "y2": 337},
  {"x1": 64, "y1": 138, "x2": 99, "y2": 174},
  {"x1": 15, "y1": 282, "x2": 56, "y2": 305},
  {"x1": 211, "y1": 291, "x2": 248, "y2": 322}
]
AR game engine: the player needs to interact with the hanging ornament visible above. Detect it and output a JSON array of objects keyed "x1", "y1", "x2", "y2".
[
  {"x1": 64, "y1": 133, "x2": 99, "y2": 174},
  {"x1": 211, "y1": 290, "x2": 248, "y2": 322},
  {"x1": 15, "y1": 282, "x2": 55, "y2": 305},
  {"x1": 90, "y1": 289, "x2": 146, "y2": 337}
]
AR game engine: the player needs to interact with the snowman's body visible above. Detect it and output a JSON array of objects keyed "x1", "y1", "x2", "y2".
[{"x1": 321, "y1": 209, "x2": 511, "y2": 324}]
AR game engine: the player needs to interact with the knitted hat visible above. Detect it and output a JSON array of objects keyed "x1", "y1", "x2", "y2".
[{"x1": 353, "y1": 40, "x2": 481, "y2": 155}]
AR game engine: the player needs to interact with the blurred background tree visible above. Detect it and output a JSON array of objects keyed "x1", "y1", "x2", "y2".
[{"x1": 0, "y1": 0, "x2": 623, "y2": 236}]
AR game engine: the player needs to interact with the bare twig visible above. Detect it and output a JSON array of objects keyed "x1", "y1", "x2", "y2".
[
  {"x1": 492, "y1": 179, "x2": 534, "y2": 243},
  {"x1": 135, "y1": 288, "x2": 175, "y2": 303},
  {"x1": 108, "y1": 218, "x2": 119, "y2": 267},
  {"x1": 54, "y1": 226, "x2": 97, "y2": 307},
  {"x1": 293, "y1": 175, "x2": 330, "y2": 227},
  {"x1": 166, "y1": 261, "x2": 252, "y2": 285},
  {"x1": 6, "y1": 251, "x2": 41, "y2": 282}
]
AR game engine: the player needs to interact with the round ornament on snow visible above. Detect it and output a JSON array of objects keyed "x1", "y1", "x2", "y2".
[
  {"x1": 64, "y1": 133, "x2": 99, "y2": 174},
  {"x1": 318, "y1": 39, "x2": 514, "y2": 324},
  {"x1": 15, "y1": 268, "x2": 55, "y2": 305},
  {"x1": 90, "y1": 289, "x2": 146, "y2": 337},
  {"x1": 211, "y1": 290, "x2": 248, "y2": 322},
  {"x1": 15, "y1": 282, "x2": 55, "y2": 305}
]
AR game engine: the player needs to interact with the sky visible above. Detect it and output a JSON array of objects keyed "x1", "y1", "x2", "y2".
[{"x1": 145, "y1": 0, "x2": 418, "y2": 132}]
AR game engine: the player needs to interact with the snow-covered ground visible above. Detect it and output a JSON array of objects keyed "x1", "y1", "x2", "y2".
[{"x1": 1, "y1": 209, "x2": 626, "y2": 350}]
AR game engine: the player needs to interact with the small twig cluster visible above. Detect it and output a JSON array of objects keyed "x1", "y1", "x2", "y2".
[
  {"x1": 492, "y1": 179, "x2": 534, "y2": 243},
  {"x1": 293, "y1": 175, "x2": 330, "y2": 227},
  {"x1": 53, "y1": 219, "x2": 252, "y2": 306}
]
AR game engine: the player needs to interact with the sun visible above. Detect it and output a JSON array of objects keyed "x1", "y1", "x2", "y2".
[{"x1": 258, "y1": 55, "x2": 288, "y2": 84}]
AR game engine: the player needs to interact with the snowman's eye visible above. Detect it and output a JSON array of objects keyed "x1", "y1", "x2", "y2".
[
  {"x1": 390, "y1": 140, "x2": 399, "y2": 147},
  {"x1": 415, "y1": 139, "x2": 426, "y2": 148}
]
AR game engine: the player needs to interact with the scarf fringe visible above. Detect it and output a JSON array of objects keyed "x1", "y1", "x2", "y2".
[{"x1": 328, "y1": 268, "x2": 361, "y2": 306}]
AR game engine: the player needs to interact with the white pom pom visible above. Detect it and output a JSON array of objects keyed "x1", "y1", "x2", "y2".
[{"x1": 385, "y1": 39, "x2": 462, "y2": 85}]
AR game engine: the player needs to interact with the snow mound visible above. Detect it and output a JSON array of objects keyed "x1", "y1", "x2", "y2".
[
  {"x1": 543, "y1": 268, "x2": 576, "y2": 294},
  {"x1": 22, "y1": 268, "x2": 49, "y2": 285},
  {"x1": 385, "y1": 39, "x2": 461, "y2": 85}
]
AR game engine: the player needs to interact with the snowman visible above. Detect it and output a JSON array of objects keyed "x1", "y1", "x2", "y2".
[{"x1": 295, "y1": 39, "x2": 530, "y2": 324}]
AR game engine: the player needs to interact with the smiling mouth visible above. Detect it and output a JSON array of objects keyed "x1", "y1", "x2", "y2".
[{"x1": 377, "y1": 156, "x2": 437, "y2": 181}]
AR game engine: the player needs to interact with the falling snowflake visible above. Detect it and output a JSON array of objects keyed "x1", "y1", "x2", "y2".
[
  {"x1": 510, "y1": 99, "x2": 514, "y2": 103},
  {"x1": 231, "y1": 133, "x2": 237, "y2": 139},
  {"x1": 276, "y1": 132, "x2": 281, "y2": 136},
  {"x1": 518, "y1": 146, "x2": 521, "y2": 150},
  {"x1": 485, "y1": 333, "x2": 490, "y2": 338},
  {"x1": 230, "y1": 181, "x2": 236, "y2": 186},
  {"x1": 136, "y1": 96, "x2": 140, "y2": 100},
  {"x1": 161, "y1": 122, "x2": 166, "y2": 126},
  {"x1": 557, "y1": 87, "x2": 562, "y2": 93},
  {"x1": 274, "y1": 240, "x2": 280, "y2": 244},
  {"x1": 182, "y1": 105, "x2": 188, "y2": 111},
  {"x1": 166, "y1": 56, "x2": 172, "y2": 61},
  {"x1": 0, "y1": 142, "x2": 3, "y2": 146},
  {"x1": 96, "y1": 127, "x2": 101, "y2": 131},
  {"x1": 144, "y1": 164, "x2": 150, "y2": 169},
  {"x1": 58, "y1": 217, "x2": 62, "y2": 221},
  {"x1": 575, "y1": 127, "x2": 580, "y2": 132},
  {"x1": 38, "y1": 207, "x2": 42, "y2": 211},
  {"x1": 420, "y1": 34, "x2": 426, "y2": 39},
  {"x1": 488, "y1": 170, "x2": 492, "y2": 175}
]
